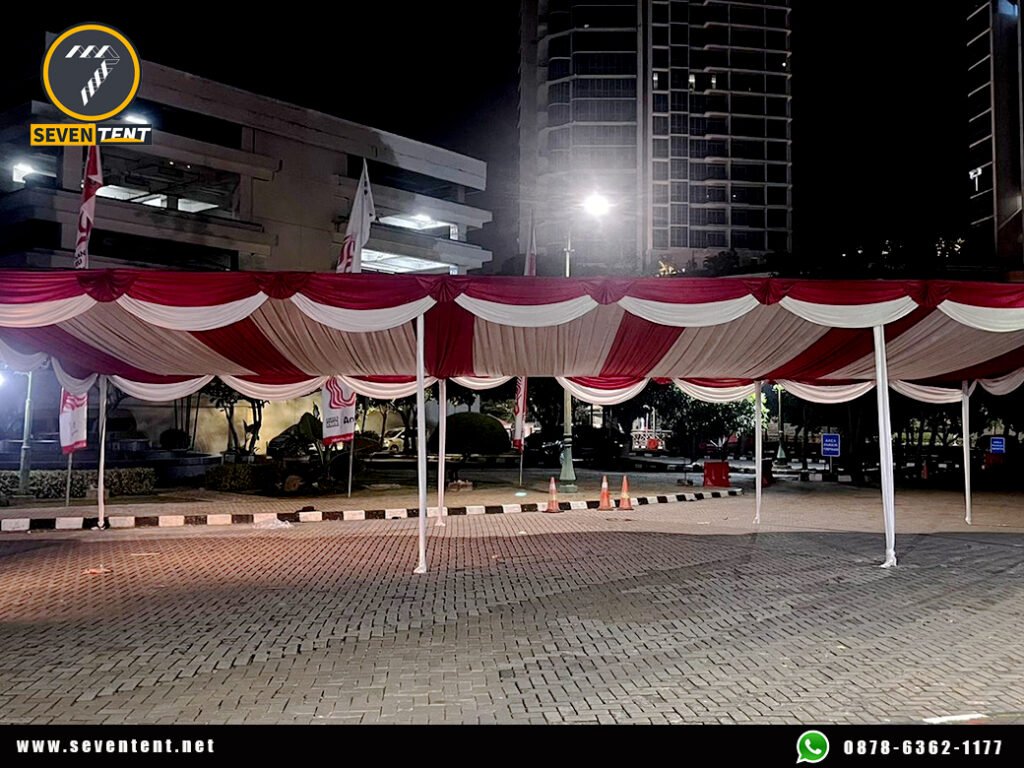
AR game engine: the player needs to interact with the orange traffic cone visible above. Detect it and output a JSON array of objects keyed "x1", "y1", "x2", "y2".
[
  {"x1": 598, "y1": 475, "x2": 614, "y2": 510},
  {"x1": 545, "y1": 477, "x2": 561, "y2": 513},
  {"x1": 618, "y1": 475, "x2": 633, "y2": 511}
]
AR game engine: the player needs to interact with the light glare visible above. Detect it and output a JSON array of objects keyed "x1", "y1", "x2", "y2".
[{"x1": 582, "y1": 193, "x2": 611, "y2": 218}]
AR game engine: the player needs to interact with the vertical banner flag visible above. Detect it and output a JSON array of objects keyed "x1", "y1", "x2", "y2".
[
  {"x1": 322, "y1": 377, "x2": 357, "y2": 446},
  {"x1": 336, "y1": 160, "x2": 376, "y2": 274},
  {"x1": 60, "y1": 147, "x2": 102, "y2": 454},
  {"x1": 513, "y1": 219, "x2": 538, "y2": 451},
  {"x1": 59, "y1": 390, "x2": 88, "y2": 454},
  {"x1": 74, "y1": 145, "x2": 103, "y2": 269}
]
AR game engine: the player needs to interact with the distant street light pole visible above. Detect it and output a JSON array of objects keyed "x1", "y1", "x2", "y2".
[
  {"x1": 559, "y1": 193, "x2": 611, "y2": 493},
  {"x1": 18, "y1": 371, "x2": 33, "y2": 494},
  {"x1": 775, "y1": 383, "x2": 787, "y2": 467}
]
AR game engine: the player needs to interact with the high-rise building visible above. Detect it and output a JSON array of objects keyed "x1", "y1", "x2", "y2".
[
  {"x1": 967, "y1": 0, "x2": 1024, "y2": 267},
  {"x1": 519, "y1": 0, "x2": 791, "y2": 275}
]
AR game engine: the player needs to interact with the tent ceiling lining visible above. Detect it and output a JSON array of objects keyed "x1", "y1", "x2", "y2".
[{"x1": 4, "y1": 272, "x2": 1024, "y2": 398}]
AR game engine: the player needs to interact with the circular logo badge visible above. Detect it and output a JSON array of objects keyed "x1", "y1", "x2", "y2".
[{"x1": 42, "y1": 24, "x2": 141, "y2": 122}]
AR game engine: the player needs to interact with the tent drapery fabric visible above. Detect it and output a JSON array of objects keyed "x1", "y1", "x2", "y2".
[
  {"x1": 558, "y1": 376, "x2": 650, "y2": 404},
  {"x1": 9, "y1": 273, "x2": 1024, "y2": 391},
  {"x1": 776, "y1": 381, "x2": 875, "y2": 404}
]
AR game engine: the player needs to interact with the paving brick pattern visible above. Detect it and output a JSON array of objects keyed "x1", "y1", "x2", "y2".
[{"x1": 1, "y1": 484, "x2": 1023, "y2": 724}]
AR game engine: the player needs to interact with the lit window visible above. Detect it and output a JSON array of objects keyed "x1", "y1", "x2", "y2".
[{"x1": 688, "y1": 73, "x2": 696, "y2": 89}]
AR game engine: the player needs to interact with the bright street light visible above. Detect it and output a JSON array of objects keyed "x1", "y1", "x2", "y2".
[{"x1": 582, "y1": 192, "x2": 611, "y2": 218}]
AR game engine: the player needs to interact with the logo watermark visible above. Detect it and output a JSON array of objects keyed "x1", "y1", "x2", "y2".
[
  {"x1": 796, "y1": 730, "x2": 829, "y2": 764},
  {"x1": 32, "y1": 24, "x2": 151, "y2": 146}
]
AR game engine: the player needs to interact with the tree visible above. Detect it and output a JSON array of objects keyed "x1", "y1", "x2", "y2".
[{"x1": 200, "y1": 380, "x2": 266, "y2": 455}]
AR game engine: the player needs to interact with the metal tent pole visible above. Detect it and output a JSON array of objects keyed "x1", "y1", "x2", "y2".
[
  {"x1": 754, "y1": 381, "x2": 763, "y2": 524},
  {"x1": 872, "y1": 327, "x2": 897, "y2": 568},
  {"x1": 436, "y1": 379, "x2": 447, "y2": 528},
  {"x1": 97, "y1": 376, "x2": 108, "y2": 529},
  {"x1": 962, "y1": 381, "x2": 972, "y2": 525},
  {"x1": 414, "y1": 315, "x2": 428, "y2": 574}
]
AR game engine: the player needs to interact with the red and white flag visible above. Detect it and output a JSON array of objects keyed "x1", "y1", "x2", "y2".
[
  {"x1": 321, "y1": 377, "x2": 357, "y2": 446},
  {"x1": 74, "y1": 145, "x2": 103, "y2": 270},
  {"x1": 513, "y1": 219, "x2": 538, "y2": 451},
  {"x1": 60, "y1": 147, "x2": 102, "y2": 454},
  {"x1": 59, "y1": 389, "x2": 88, "y2": 454},
  {"x1": 336, "y1": 160, "x2": 376, "y2": 274}
]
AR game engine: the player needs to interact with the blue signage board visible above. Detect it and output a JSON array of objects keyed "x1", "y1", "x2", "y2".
[
  {"x1": 991, "y1": 436, "x2": 1006, "y2": 454},
  {"x1": 822, "y1": 433, "x2": 841, "y2": 458}
]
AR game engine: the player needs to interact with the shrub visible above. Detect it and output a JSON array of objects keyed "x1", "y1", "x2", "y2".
[
  {"x1": 160, "y1": 428, "x2": 190, "y2": 450},
  {"x1": 428, "y1": 412, "x2": 511, "y2": 455},
  {"x1": 0, "y1": 468, "x2": 156, "y2": 499},
  {"x1": 204, "y1": 463, "x2": 276, "y2": 492}
]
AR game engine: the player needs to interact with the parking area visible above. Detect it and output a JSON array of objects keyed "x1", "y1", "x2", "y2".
[{"x1": 1, "y1": 480, "x2": 1022, "y2": 724}]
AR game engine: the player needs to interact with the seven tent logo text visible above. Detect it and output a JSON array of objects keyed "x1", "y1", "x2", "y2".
[{"x1": 32, "y1": 24, "x2": 152, "y2": 146}]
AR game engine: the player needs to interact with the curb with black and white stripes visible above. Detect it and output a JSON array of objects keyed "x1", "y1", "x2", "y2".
[{"x1": 0, "y1": 488, "x2": 743, "y2": 532}]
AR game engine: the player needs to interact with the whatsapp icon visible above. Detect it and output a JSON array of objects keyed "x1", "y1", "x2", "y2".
[{"x1": 796, "y1": 730, "x2": 829, "y2": 763}]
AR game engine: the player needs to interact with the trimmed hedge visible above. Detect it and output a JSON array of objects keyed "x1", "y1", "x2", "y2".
[
  {"x1": 0, "y1": 468, "x2": 157, "y2": 499},
  {"x1": 428, "y1": 412, "x2": 511, "y2": 455},
  {"x1": 204, "y1": 463, "x2": 276, "y2": 492}
]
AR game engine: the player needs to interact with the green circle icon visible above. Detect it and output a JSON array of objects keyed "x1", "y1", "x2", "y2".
[{"x1": 796, "y1": 730, "x2": 829, "y2": 764}]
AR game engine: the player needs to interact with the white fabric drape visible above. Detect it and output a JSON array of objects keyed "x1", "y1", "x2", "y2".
[
  {"x1": 455, "y1": 294, "x2": 597, "y2": 327},
  {"x1": 0, "y1": 337, "x2": 48, "y2": 371},
  {"x1": 116, "y1": 294, "x2": 268, "y2": 331},
  {"x1": 220, "y1": 375, "x2": 327, "y2": 401},
  {"x1": 962, "y1": 381, "x2": 972, "y2": 526},
  {"x1": 890, "y1": 381, "x2": 966, "y2": 404},
  {"x1": 290, "y1": 294, "x2": 435, "y2": 331},
  {"x1": 0, "y1": 296, "x2": 97, "y2": 328},
  {"x1": 777, "y1": 380, "x2": 875, "y2": 403},
  {"x1": 617, "y1": 295, "x2": 760, "y2": 327},
  {"x1": 780, "y1": 296, "x2": 918, "y2": 328},
  {"x1": 557, "y1": 377, "x2": 650, "y2": 405},
  {"x1": 754, "y1": 381, "x2": 763, "y2": 525},
  {"x1": 52, "y1": 359, "x2": 98, "y2": 395},
  {"x1": 339, "y1": 376, "x2": 437, "y2": 399},
  {"x1": 873, "y1": 326, "x2": 897, "y2": 568},
  {"x1": 674, "y1": 381, "x2": 755, "y2": 402},
  {"x1": 978, "y1": 367, "x2": 1024, "y2": 395},
  {"x1": 112, "y1": 376, "x2": 213, "y2": 402},
  {"x1": 451, "y1": 375, "x2": 513, "y2": 390},
  {"x1": 938, "y1": 300, "x2": 1024, "y2": 333}
]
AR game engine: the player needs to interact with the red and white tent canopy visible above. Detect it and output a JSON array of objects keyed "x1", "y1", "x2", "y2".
[
  {"x1": 3, "y1": 271, "x2": 1024, "y2": 400},
  {"x1": 3, "y1": 270, "x2": 1020, "y2": 571}
]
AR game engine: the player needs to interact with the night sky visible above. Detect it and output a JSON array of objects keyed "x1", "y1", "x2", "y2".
[{"x1": 11, "y1": 2, "x2": 965, "y2": 267}]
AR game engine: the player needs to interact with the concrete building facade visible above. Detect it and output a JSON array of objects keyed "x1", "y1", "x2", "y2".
[{"x1": 1, "y1": 57, "x2": 492, "y2": 274}]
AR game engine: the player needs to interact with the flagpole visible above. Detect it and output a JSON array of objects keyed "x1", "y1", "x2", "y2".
[
  {"x1": 64, "y1": 452, "x2": 73, "y2": 507},
  {"x1": 347, "y1": 415, "x2": 355, "y2": 499},
  {"x1": 518, "y1": 447, "x2": 525, "y2": 488}
]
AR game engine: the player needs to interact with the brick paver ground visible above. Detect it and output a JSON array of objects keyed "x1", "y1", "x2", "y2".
[{"x1": 1, "y1": 481, "x2": 1022, "y2": 724}]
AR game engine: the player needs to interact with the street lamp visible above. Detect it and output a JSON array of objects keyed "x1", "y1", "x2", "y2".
[{"x1": 560, "y1": 192, "x2": 611, "y2": 493}]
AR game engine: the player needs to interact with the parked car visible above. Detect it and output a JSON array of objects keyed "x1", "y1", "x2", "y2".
[
  {"x1": 383, "y1": 428, "x2": 406, "y2": 453},
  {"x1": 524, "y1": 425, "x2": 630, "y2": 468},
  {"x1": 267, "y1": 423, "x2": 381, "y2": 461}
]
